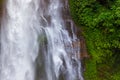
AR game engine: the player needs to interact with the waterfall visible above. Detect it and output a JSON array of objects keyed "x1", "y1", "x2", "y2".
[{"x1": 0, "y1": 0, "x2": 83, "y2": 80}]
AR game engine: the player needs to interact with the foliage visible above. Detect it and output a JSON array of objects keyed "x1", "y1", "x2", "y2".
[{"x1": 69, "y1": 0, "x2": 120, "y2": 80}]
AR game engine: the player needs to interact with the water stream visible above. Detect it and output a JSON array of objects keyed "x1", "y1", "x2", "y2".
[{"x1": 0, "y1": 0, "x2": 83, "y2": 80}]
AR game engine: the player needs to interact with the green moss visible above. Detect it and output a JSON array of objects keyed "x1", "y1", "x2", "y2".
[{"x1": 84, "y1": 59, "x2": 99, "y2": 80}]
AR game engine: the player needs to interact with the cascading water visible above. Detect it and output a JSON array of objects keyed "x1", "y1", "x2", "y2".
[{"x1": 0, "y1": 0, "x2": 83, "y2": 80}]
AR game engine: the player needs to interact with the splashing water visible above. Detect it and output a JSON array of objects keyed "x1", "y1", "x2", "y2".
[{"x1": 0, "y1": 0, "x2": 84, "y2": 80}]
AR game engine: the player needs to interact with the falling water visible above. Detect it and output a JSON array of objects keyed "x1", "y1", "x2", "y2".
[{"x1": 0, "y1": 0, "x2": 83, "y2": 80}]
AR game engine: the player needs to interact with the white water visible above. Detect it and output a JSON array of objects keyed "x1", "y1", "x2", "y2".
[{"x1": 0, "y1": 0, "x2": 83, "y2": 80}]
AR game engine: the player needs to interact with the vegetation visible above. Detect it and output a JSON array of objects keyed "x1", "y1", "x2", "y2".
[{"x1": 69, "y1": 0, "x2": 120, "y2": 80}]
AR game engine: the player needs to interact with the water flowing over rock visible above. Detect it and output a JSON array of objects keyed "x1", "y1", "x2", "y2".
[{"x1": 0, "y1": 0, "x2": 84, "y2": 80}]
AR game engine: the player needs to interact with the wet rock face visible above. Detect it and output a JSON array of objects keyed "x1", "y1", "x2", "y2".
[
  {"x1": 0, "y1": 0, "x2": 3, "y2": 23},
  {"x1": 0, "y1": 0, "x2": 3, "y2": 11},
  {"x1": 72, "y1": 38, "x2": 90, "y2": 60},
  {"x1": 60, "y1": 0, "x2": 89, "y2": 60},
  {"x1": 79, "y1": 37, "x2": 90, "y2": 59},
  {"x1": 0, "y1": 0, "x2": 3, "y2": 53}
]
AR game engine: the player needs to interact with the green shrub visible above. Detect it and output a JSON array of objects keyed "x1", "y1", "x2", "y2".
[{"x1": 69, "y1": 0, "x2": 120, "y2": 80}]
